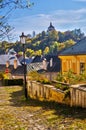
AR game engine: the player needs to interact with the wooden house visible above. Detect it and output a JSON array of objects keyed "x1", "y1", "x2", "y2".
[{"x1": 59, "y1": 38, "x2": 86, "y2": 74}]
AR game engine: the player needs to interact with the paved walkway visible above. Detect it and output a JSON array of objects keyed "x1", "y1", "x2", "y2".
[
  {"x1": 0, "y1": 86, "x2": 52, "y2": 130},
  {"x1": 0, "y1": 86, "x2": 86, "y2": 130}
]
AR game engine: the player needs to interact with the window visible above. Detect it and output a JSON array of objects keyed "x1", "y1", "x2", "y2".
[{"x1": 80, "y1": 63, "x2": 85, "y2": 74}]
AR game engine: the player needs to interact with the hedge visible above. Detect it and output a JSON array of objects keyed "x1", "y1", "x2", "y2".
[{"x1": 3, "y1": 79, "x2": 23, "y2": 86}]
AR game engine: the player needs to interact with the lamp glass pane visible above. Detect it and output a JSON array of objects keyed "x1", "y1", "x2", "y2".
[{"x1": 20, "y1": 37, "x2": 25, "y2": 44}]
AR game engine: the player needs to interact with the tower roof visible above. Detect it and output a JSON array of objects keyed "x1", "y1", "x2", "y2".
[{"x1": 47, "y1": 22, "x2": 55, "y2": 32}]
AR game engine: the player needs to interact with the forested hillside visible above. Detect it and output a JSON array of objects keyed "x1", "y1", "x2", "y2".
[{"x1": 0, "y1": 28, "x2": 85, "y2": 57}]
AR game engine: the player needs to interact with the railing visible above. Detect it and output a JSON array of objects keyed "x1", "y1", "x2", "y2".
[
  {"x1": 52, "y1": 80, "x2": 70, "y2": 86},
  {"x1": 70, "y1": 84, "x2": 86, "y2": 108},
  {"x1": 27, "y1": 80, "x2": 86, "y2": 108},
  {"x1": 27, "y1": 80, "x2": 70, "y2": 104}
]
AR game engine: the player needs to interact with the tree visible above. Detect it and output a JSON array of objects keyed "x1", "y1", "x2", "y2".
[
  {"x1": 41, "y1": 31, "x2": 46, "y2": 39},
  {"x1": 26, "y1": 48, "x2": 34, "y2": 57},
  {"x1": 48, "y1": 30, "x2": 59, "y2": 41},
  {"x1": 43, "y1": 46, "x2": 49, "y2": 55},
  {"x1": 0, "y1": 0, "x2": 34, "y2": 40},
  {"x1": 64, "y1": 39, "x2": 75, "y2": 48},
  {"x1": 35, "y1": 50, "x2": 42, "y2": 56}
]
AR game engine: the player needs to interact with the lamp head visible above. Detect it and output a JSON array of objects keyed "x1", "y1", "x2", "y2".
[{"x1": 20, "y1": 32, "x2": 27, "y2": 44}]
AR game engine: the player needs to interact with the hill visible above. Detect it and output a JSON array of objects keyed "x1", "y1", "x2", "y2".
[{"x1": 0, "y1": 26, "x2": 85, "y2": 57}]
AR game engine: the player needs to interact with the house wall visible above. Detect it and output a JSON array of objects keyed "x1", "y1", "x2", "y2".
[{"x1": 59, "y1": 55, "x2": 86, "y2": 74}]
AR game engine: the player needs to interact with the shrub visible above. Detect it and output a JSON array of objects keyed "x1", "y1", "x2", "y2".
[
  {"x1": 56, "y1": 72, "x2": 64, "y2": 82},
  {"x1": 64, "y1": 89, "x2": 70, "y2": 98},
  {"x1": 28, "y1": 71, "x2": 40, "y2": 81},
  {"x1": 3, "y1": 79, "x2": 23, "y2": 86},
  {"x1": 80, "y1": 71, "x2": 86, "y2": 81},
  {"x1": 63, "y1": 69, "x2": 75, "y2": 83},
  {"x1": 0, "y1": 72, "x2": 4, "y2": 80},
  {"x1": 55, "y1": 84, "x2": 69, "y2": 91},
  {"x1": 56, "y1": 70, "x2": 86, "y2": 84},
  {"x1": 28, "y1": 71, "x2": 50, "y2": 84}
]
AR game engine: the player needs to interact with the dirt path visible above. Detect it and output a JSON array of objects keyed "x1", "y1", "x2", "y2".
[{"x1": 0, "y1": 86, "x2": 86, "y2": 130}]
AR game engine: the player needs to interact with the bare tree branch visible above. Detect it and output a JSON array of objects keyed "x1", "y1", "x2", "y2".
[{"x1": 0, "y1": 0, "x2": 34, "y2": 41}]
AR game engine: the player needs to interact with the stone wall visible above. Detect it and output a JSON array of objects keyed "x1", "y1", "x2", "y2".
[{"x1": 27, "y1": 81, "x2": 69, "y2": 104}]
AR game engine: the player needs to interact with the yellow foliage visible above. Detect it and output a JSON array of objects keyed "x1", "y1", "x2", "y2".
[{"x1": 28, "y1": 71, "x2": 50, "y2": 84}]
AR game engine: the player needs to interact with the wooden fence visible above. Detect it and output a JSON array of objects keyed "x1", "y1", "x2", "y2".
[
  {"x1": 27, "y1": 81, "x2": 69, "y2": 104},
  {"x1": 27, "y1": 81, "x2": 86, "y2": 108},
  {"x1": 70, "y1": 84, "x2": 86, "y2": 108}
]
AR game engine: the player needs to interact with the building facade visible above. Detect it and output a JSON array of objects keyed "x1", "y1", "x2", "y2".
[{"x1": 59, "y1": 38, "x2": 86, "y2": 74}]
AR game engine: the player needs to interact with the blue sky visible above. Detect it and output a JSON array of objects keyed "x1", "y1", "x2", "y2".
[{"x1": 8, "y1": 0, "x2": 86, "y2": 41}]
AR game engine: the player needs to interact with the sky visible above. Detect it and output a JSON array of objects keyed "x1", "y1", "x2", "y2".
[{"x1": 7, "y1": 0, "x2": 86, "y2": 41}]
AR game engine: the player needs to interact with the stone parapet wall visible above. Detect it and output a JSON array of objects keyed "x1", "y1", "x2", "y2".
[{"x1": 27, "y1": 81, "x2": 69, "y2": 104}]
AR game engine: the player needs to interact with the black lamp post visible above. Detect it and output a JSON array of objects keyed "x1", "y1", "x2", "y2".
[{"x1": 20, "y1": 32, "x2": 28, "y2": 99}]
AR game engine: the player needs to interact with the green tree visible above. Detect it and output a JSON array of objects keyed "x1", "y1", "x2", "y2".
[
  {"x1": 48, "y1": 30, "x2": 59, "y2": 41},
  {"x1": 41, "y1": 31, "x2": 46, "y2": 39}
]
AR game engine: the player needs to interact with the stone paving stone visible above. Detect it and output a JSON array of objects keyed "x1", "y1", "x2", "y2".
[
  {"x1": 0, "y1": 86, "x2": 50, "y2": 130},
  {"x1": 0, "y1": 86, "x2": 86, "y2": 130}
]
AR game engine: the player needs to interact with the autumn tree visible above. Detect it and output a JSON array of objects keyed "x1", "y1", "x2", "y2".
[
  {"x1": 48, "y1": 30, "x2": 59, "y2": 41},
  {"x1": 64, "y1": 39, "x2": 75, "y2": 48},
  {"x1": 43, "y1": 46, "x2": 49, "y2": 55},
  {"x1": 35, "y1": 50, "x2": 42, "y2": 56},
  {"x1": 26, "y1": 48, "x2": 34, "y2": 57}
]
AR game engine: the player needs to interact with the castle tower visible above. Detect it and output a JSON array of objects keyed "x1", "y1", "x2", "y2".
[{"x1": 47, "y1": 22, "x2": 55, "y2": 32}]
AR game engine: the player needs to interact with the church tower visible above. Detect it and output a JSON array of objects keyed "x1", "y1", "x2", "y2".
[{"x1": 47, "y1": 22, "x2": 55, "y2": 32}]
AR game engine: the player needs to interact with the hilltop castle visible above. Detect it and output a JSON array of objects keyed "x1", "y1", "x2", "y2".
[{"x1": 47, "y1": 22, "x2": 56, "y2": 32}]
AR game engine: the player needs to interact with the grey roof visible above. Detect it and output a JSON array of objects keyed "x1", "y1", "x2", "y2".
[
  {"x1": 27, "y1": 55, "x2": 61, "y2": 73},
  {"x1": 18, "y1": 55, "x2": 34, "y2": 65},
  {"x1": 59, "y1": 38, "x2": 86, "y2": 56},
  {"x1": 32, "y1": 56, "x2": 43, "y2": 63},
  {"x1": 0, "y1": 54, "x2": 21, "y2": 66}
]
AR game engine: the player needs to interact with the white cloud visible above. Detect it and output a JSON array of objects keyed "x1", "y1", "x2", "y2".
[
  {"x1": 52, "y1": 8, "x2": 86, "y2": 23},
  {"x1": 10, "y1": 8, "x2": 86, "y2": 40}
]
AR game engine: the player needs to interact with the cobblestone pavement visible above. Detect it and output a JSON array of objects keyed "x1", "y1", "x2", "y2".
[
  {"x1": 0, "y1": 86, "x2": 86, "y2": 130},
  {"x1": 0, "y1": 86, "x2": 50, "y2": 130}
]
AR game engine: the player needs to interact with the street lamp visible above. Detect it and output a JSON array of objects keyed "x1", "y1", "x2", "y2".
[{"x1": 20, "y1": 32, "x2": 28, "y2": 99}]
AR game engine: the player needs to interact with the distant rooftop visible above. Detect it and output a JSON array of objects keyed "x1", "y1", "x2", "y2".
[{"x1": 0, "y1": 54, "x2": 21, "y2": 66}]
